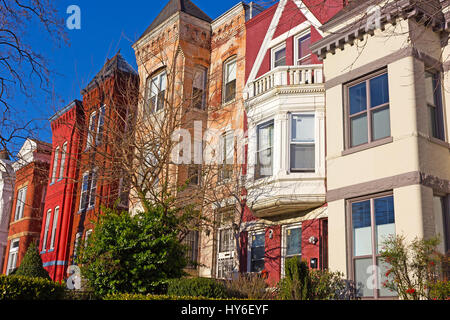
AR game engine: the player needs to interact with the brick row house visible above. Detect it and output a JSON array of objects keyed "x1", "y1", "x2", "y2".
[
  {"x1": 1, "y1": 139, "x2": 51, "y2": 275},
  {"x1": 1, "y1": 0, "x2": 447, "y2": 301}
]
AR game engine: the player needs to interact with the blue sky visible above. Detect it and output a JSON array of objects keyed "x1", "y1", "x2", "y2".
[{"x1": 8, "y1": 0, "x2": 251, "y2": 151}]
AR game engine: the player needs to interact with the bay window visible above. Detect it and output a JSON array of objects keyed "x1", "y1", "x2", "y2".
[
  {"x1": 350, "y1": 194, "x2": 396, "y2": 298},
  {"x1": 347, "y1": 72, "x2": 391, "y2": 148},
  {"x1": 290, "y1": 114, "x2": 315, "y2": 172},
  {"x1": 256, "y1": 120, "x2": 274, "y2": 179},
  {"x1": 223, "y1": 57, "x2": 236, "y2": 104}
]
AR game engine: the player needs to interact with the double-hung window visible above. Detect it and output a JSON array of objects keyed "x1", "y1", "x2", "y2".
[
  {"x1": 49, "y1": 206, "x2": 59, "y2": 250},
  {"x1": 193, "y1": 67, "x2": 207, "y2": 109},
  {"x1": 290, "y1": 114, "x2": 315, "y2": 172},
  {"x1": 282, "y1": 224, "x2": 302, "y2": 276},
  {"x1": 42, "y1": 209, "x2": 51, "y2": 251},
  {"x1": 6, "y1": 239, "x2": 19, "y2": 275},
  {"x1": 425, "y1": 71, "x2": 445, "y2": 140},
  {"x1": 347, "y1": 72, "x2": 391, "y2": 148},
  {"x1": 86, "y1": 112, "x2": 97, "y2": 150},
  {"x1": 147, "y1": 71, "x2": 167, "y2": 112},
  {"x1": 272, "y1": 43, "x2": 286, "y2": 69},
  {"x1": 79, "y1": 172, "x2": 89, "y2": 211},
  {"x1": 88, "y1": 169, "x2": 98, "y2": 208},
  {"x1": 51, "y1": 147, "x2": 59, "y2": 184},
  {"x1": 14, "y1": 186, "x2": 27, "y2": 221},
  {"x1": 249, "y1": 231, "x2": 265, "y2": 273},
  {"x1": 350, "y1": 194, "x2": 396, "y2": 298},
  {"x1": 256, "y1": 121, "x2": 274, "y2": 179},
  {"x1": 219, "y1": 132, "x2": 234, "y2": 181},
  {"x1": 73, "y1": 232, "x2": 82, "y2": 259},
  {"x1": 296, "y1": 33, "x2": 312, "y2": 65},
  {"x1": 223, "y1": 58, "x2": 237, "y2": 104},
  {"x1": 58, "y1": 142, "x2": 67, "y2": 181},
  {"x1": 96, "y1": 105, "x2": 106, "y2": 145}
]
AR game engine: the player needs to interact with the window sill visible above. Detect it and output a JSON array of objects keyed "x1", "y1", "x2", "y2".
[
  {"x1": 221, "y1": 99, "x2": 236, "y2": 108},
  {"x1": 342, "y1": 137, "x2": 393, "y2": 156},
  {"x1": 429, "y1": 136, "x2": 450, "y2": 149}
]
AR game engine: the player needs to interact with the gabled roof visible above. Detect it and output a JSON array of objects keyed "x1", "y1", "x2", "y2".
[
  {"x1": 83, "y1": 52, "x2": 137, "y2": 93},
  {"x1": 136, "y1": 0, "x2": 212, "y2": 43}
]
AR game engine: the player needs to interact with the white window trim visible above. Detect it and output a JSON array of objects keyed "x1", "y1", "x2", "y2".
[
  {"x1": 281, "y1": 222, "x2": 302, "y2": 278},
  {"x1": 294, "y1": 31, "x2": 312, "y2": 66},
  {"x1": 49, "y1": 206, "x2": 59, "y2": 250},
  {"x1": 222, "y1": 57, "x2": 237, "y2": 105},
  {"x1": 289, "y1": 113, "x2": 316, "y2": 173},
  {"x1": 95, "y1": 105, "x2": 106, "y2": 146},
  {"x1": 51, "y1": 147, "x2": 60, "y2": 184},
  {"x1": 14, "y1": 186, "x2": 27, "y2": 221},
  {"x1": 86, "y1": 111, "x2": 97, "y2": 150},
  {"x1": 6, "y1": 239, "x2": 19, "y2": 275},
  {"x1": 271, "y1": 42, "x2": 286, "y2": 70},
  {"x1": 147, "y1": 71, "x2": 167, "y2": 113},
  {"x1": 58, "y1": 142, "x2": 67, "y2": 181},
  {"x1": 247, "y1": 229, "x2": 265, "y2": 273},
  {"x1": 88, "y1": 168, "x2": 98, "y2": 209},
  {"x1": 84, "y1": 229, "x2": 93, "y2": 247},
  {"x1": 255, "y1": 119, "x2": 274, "y2": 179},
  {"x1": 42, "y1": 209, "x2": 51, "y2": 251},
  {"x1": 79, "y1": 171, "x2": 89, "y2": 211}
]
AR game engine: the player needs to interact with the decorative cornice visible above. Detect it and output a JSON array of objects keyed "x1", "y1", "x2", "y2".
[{"x1": 311, "y1": 0, "x2": 446, "y2": 59}]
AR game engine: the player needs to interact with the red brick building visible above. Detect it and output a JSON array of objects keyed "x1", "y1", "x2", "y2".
[
  {"x1": 65, "y1": 53, "x2": 138, "y2": 274},
  {"x1": 2, "y1": 139, "x2": 51, "y2": 275},
  {"x1": 40, "y1": 100, "x2": 84, "y2": 281}
]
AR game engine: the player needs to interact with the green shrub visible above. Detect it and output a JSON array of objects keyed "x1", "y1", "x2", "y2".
[
  {"x1": 429, "y1": 280, "x2": 450, "y2": 300},
  {"x1": 14, "y1": 242, "x2": 51, "y2": 280},
  {"x1": 103, "y1": 293, "x2": 229, "y2": 300},
  {"x1": 278, "y1": 258, "x2": 312, "y2": 300},
  {"x1": 0, "y1": 275, "x2": 65, "y2": 300},
  {"x1": 167, "y1": 277, "x2": 229, "y2": 299}
]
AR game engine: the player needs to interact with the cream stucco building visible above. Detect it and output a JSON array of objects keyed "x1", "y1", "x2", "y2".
[{"x1": 311, "y1": 0, "x2": 450, "y2": 299}]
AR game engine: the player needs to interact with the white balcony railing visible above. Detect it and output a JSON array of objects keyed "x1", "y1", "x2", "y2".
[{"x1": 247, "y1": 65, "x2": 323, "y2": 99}]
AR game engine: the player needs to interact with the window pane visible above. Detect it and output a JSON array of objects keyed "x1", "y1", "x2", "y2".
[
  {"x1": 349, "y1": 82, "x2": 367, "y2": 115},
  {"x1": 351, "y1": 114, "x2": 368, "y2": 147},
  {"x1": 425, "y1": 72, "x2": 436, "y2": 107},
  {"x1": 274, "y1": 47, "x2": 286, "y2": 67},
  {"x1": 224, "y1": 80, "x2": 236, "y2": 103},
  {"x1": 375, "y1": 196, "x2": 395, "y2": 253},
  {"x1": 370, "y1": 73, "x2": 389, "y2": 107},
  {"x1": 298, "y1": 35, "x2": 311, "y2": 62},
  {"x1": 251, "y1": 233, "x2": 265, "y2": 272},
  {"x1": 290, "y1": 144, "x2": 315, "y2": 171},
  {"x1": 371, "y1": 106, "x2": 390, "y2": 141},
  {"x1": 377, "y1": 257, "x2": 397, "y2": 297},
  {"x1": 292, "y1": 115, "x2": 314, "y2": 142},
  {"x1": 286, "y1": 227, "x2": 302, "y2": 256},
  {"x1": 429, "y1": 106, "x2": 438, "y2": 138},
  {"x1": 354, "y1": 258, "x2": 375, "y2": 297},
  {"x1": 59, "y1": 143, "x2": 67, "y2": 179},
  {"x1": 226, "y1": 60, "x2": 236, "y2": 83},
  {"x1": 352, "y1": 200, "x2": 372, "y2": 257}
]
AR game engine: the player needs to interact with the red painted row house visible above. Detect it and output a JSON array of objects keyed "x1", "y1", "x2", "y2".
[{"x1": 40, "y1": 53, "x2": 138, "y2": 282}]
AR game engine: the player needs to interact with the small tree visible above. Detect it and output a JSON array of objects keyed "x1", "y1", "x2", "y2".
[
  {"x1": 76, "y1": 203, "x2": 188, "y2": 296},
  {"x1": 380, "y1": 235, "x2": 447, "y2": 300},
  {"x1": 14, "y1": 242, "x2": 50, "y2": 280}
]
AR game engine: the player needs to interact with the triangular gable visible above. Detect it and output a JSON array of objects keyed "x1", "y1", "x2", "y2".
[{"x1": 273, "y1": 0, "x2": 308, "y2": 39}]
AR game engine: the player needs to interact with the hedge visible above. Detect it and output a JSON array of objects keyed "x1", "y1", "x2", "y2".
[
  {"x1": 103, "y1": 293, "x2": 244, "y2": 300},
  {"x1": 0, "y1": 275, "x2": 65, "y2": 300},
  {"x1": 167, "y1": 278, "x2": 229, "y2": 299}
]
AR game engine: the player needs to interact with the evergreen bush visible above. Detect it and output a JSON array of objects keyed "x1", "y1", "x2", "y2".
[
  {"x1": 0, "y1": 275, "x2": 65, "y2": 300},
  {"x1": 14, "y1": 242, "x2": 51, "y2": 280},
  {"x1": 167, "y1": 277, "x2": 229, "y2": 299}
]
